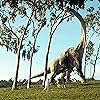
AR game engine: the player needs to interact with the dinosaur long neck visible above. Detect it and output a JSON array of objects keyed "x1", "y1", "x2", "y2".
[
  {"x1": 76, "y1": 29, "x2": 86, "y2": 49},
  {"x1": 75, "y1": 29, "x2": 86, "y2": 63}
]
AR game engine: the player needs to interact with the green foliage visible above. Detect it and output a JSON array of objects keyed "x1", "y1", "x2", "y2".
[
  {"x1": 0, "y1": 0, "x2": 86, "y2": 10},
  {"x1": 0, "y1": 0, "x2": 44, "y2": 58},
  {"x1": 22, "y1": 44, "x2": 40, "y2": 60},
  {"x1": 85, "y1": 6, "x2": 100, "y2": 33},
  {"x1": 0, "y1": 81, "x2": 100, "y2": 100},
  {"x1": 84, "y1": 6, "x2": 100, "y2": 63},
  {"x1": 0, "y1": 26, "x2": 17, "y2": 53},
  {"x1": 85, "y1": 40, "x2": 94, "y2": 64}
]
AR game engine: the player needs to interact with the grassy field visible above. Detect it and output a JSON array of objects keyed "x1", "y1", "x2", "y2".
[{"x1": 0, "y1": 80, "x2": 100, "y2": 100}]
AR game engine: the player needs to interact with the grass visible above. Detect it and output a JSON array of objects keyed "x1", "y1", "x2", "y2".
[{"x1": 0, "y1": 80, "x2": 100, "y2": 100}]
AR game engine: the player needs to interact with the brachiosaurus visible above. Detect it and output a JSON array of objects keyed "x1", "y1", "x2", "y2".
[
  {"x1": 57, "y1": 30, "x2": 86, "y2": 85},
  {"x1": 30, "y1": 47, "x2": 80, "y2": 85}
]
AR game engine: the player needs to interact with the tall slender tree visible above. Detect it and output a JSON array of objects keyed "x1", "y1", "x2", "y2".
[{"x1": 84, "y1": 6, "x2": 100, "y2": 79}]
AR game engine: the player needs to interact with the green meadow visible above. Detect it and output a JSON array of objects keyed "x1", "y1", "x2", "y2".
[{"x1": 0, "y1": 80, "x2": 100, "y2": 100}]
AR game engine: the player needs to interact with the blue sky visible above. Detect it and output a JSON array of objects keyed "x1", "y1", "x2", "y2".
[{"x1": 0, "y1": 1, "x2": 100, "y2": 81}]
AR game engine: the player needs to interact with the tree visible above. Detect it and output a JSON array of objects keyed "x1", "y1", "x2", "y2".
[
  {"x1": 91, "y1": 43, "x2": 100, "y2": 79},
  {"x1": 84, "y1": 6, "x2": 100, "y2": 79},
  {"x1": 12, "y1": 13, "x2": 34, "y2": 90},
  {"x1": 0, "y1": 0, "x2": 46, "y2": 90},
  {"x1": 84, "y1": 40, "x2": 94, "y2": 76},
  {"x1": 26, "y1": 27, "x2": 41, "y2": 89}
]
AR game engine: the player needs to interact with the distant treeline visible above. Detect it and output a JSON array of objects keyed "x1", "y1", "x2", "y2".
[
  {"x1": 0, "y1": 79, "x2": 13, "y2": 87},
  {"x1": 0, "y1": 79, "x2": 43, "y2": 88}
]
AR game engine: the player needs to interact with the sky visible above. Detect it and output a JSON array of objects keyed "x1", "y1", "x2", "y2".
[{"x1": 0, "y1": 1, "x2": 100, "y2": 82}]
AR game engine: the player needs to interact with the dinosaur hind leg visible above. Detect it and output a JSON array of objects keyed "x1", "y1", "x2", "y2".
[{"x1": 49, "y1": 72, "x2": 57, "y2": 85}]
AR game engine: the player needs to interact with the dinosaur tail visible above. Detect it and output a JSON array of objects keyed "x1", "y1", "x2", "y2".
[{"x1": 31, "y1": 68, "x2": 50, "y2": 79}]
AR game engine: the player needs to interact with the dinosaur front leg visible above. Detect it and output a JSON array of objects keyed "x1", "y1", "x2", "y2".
[
  {"x1": 56, "y1": 68, "x2": 72, "y2": 88},
  {"x1": 78, "y1": 70, "x2": 86, "y2": 83},
  {"x1": 66, "y1": 68, "x2": 72, "y2": 83},
  {"x1": 73, "y1": 55, "x2": 86, "y2": 83},
  {"x1": 76, "y1": 64, "x2": 86, "y2": 83},
  {"x1": 56, "y1": 71, "x2": 66, "y2": 88},
  {"x1": 60, "y1": 71, "x2": 67, "y2": 88},
  {"x1": 49, "y1": 64, "x2": 62, "y2": 85}
]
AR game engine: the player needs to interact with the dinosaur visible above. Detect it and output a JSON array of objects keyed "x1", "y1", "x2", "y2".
[
  {"x1": 30, "y1": 27, "x2": 86, "y2": 86},
  {"x1": 56, "y1": 28, "x2": 86, "y2": 85},
  {"x1": 31, "y1": 47, "x2": 80, "y2": 85},
  {"x1": 56, "y1": 29, "x2": 86, "y2": 85}
]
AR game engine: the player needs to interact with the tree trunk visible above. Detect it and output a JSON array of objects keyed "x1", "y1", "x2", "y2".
[
  {"x1": 43, "y1": 15, "x2": 64, "y2": 87},
  {"x1": 12, "y1": 40, "x2": 21, "y2": 90},
  {"x1": 43, "y1": 54, "x2": 48, "y2": 86},
  {"x1": 43, "y1": 34, "x2": 52, "y2": 87},
  {"x1": 84, "y1": 63, "x2": 86, "y2": 77},
  {"x1": 27, "y1": 51, "x2": 33, "y2": 88},
  {"x1": 92, "y1": 43, "x2": 100, "y2": 79}
]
